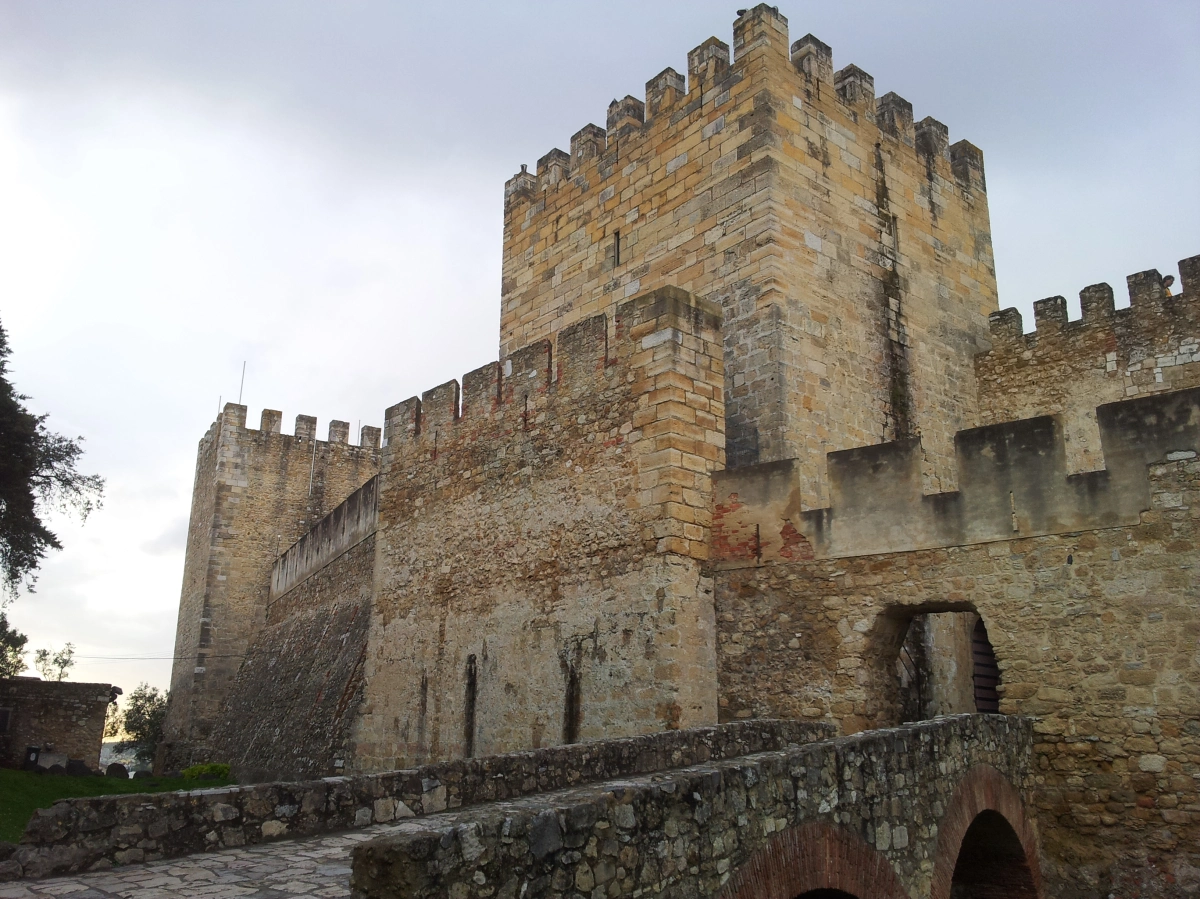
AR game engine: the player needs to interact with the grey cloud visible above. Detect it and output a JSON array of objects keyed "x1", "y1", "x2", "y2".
[{"x1": 140, "y1": 518, "x2": 189, "y2": 556}]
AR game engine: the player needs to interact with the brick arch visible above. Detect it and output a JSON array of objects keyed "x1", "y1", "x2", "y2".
[
  {"x1": 717, "y1": 820, "x2": 907, "y2": 899},
  {"x1": 931, "y1": 763, "x2": 1043, "y2": 899}
]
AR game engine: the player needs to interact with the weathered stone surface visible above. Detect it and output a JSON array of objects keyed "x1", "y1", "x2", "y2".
[
  {"x1": 5, "y1": 719, "x2": 828, "y2": 881},
  {"x1": 0, "y1": 679, "x2": 115, "y2": 770},
  {"x1": 716, "y1": 456, "x2": 1200, "y2": 897},
  {"x1": 349, "y1": 715, "x2": 1035, "y2": 899},
  {"x1": 161, "y1": 402, "x2": 381, "y2": 769}
]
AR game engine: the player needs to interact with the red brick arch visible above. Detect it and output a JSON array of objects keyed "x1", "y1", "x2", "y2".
[
  {"x1": 931, "y1": 763, "x2": 1043, "y2": 899},
  {"x1": 717, "y1": 820, "x2": 907, "y2": 899}
]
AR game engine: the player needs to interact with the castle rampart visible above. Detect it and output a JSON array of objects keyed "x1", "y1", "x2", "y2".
[
  {"x1": 501, "y1": 3, "x2": 997, "y2": 506},
  {"x1": 161, "y1": 404, "x2": 380, "y2": 770},
  {"x1": 715, "y1": 453, "x2": 1199, "y2": 897},
  {"x1": 712, "y1": 385, "x2": 1200, "y2": 562},
  {"x1": 355, "y1": 287, "x2": 725, "y2": 770},
  {"x1": 976, "y1": 254, "x2": 1200, "y2": 474}
]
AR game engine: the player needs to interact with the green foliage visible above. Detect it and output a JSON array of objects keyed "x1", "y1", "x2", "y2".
[
  {"x1": 0, "y1": 317, "x2": 104, "y2": 596},
  {"x1": 116, "y1": 683, "x2": 169, "y2": 764},
  {"x1": 0, "y1": 767, "x2": 232, "y2": 842},
  {"x1": 181, "y1": 762, "x2": 231, "y2": 780},
  {"x1": 33, "y1": 643, "x2": 74, "y2": 681},
  {"x1": 103, "y1": 700, "x2": 123, "y2": 739},
  {"x1": 0, "y1": 611, "x2": 27, "y2": 678}
]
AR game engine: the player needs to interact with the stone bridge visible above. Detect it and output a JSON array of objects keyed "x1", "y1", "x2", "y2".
[{"x1": 351, "y1": 714, "x2": 1039, "y2": 899}]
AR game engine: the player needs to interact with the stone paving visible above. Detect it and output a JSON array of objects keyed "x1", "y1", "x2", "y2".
[{"x1": 0, "y1": 826, "x2": 395, "y2": 899}]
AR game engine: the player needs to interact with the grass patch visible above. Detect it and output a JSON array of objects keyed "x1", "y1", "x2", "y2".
[{"x1": 0, "y1": 767, "x2": 233, "y2": 843}]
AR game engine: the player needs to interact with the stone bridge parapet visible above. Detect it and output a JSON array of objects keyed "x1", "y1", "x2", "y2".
[
  {"x1": 4, "y1": 720, "x2": 830, "y2": 881},
  {"x1": 350, "y1": 714, "x2": 1038, "y2": 899}
]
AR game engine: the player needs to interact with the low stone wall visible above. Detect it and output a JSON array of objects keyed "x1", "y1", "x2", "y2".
[
  {"x1": 349, "y1": 715, "x2": 1037, "y2": 899},
  {"x1": 4, "y1": 719, "x2": 831, "y2": 880}
]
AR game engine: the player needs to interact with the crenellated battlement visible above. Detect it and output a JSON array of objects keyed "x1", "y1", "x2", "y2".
[
  {"x1": 976, "y1": 254, "x2": 1200, "y2": 474},
  {"x1": 712, "y1": 385, "x2": 1200, "y2": 564},
  {"x1": 381, "y1": 288, "x2": 724, "y2": 560},
  {"x1": 211, "y1": 402, "x2": 382, "y2": 450},
  {"x1": 502, "y1": 3, "x2": 984, "y2": 218},
  {"x1": 984, "y1": 255, "x2": 1200, "y2": 347}
]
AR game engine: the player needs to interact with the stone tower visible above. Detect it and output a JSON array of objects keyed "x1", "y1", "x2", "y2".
[
  {"x1": 501, "y1": 5, "x2": 996, "y2": 506},
  {"x1": 159, "y1": 406, "x2": 379, "y2": 769}
]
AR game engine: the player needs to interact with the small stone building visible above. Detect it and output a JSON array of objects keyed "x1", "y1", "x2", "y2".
[{"x1": 0, "y1": 677, "x2": 118, "y2": 771}]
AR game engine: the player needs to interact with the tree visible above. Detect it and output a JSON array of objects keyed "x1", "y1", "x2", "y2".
[
  {"x1": 0, "y1": 611, "x2": 27, "y2": 678},
  {"x1": 117, "y1": 683, "x2": 169, "y2": 764},
  {"x1": 33, "y1": 643, "x2": 75, "y2": 681},
  {"x1": 104, "y1": 699, "x2": 124, "y2": 739},
  {"x1": 0, "y1": 317, "x2": 104, "y2": 596}
]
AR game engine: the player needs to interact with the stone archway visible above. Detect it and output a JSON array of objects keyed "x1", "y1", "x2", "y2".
[
  {"x1": 718, "y1": 821, "x2": 907, "y2": 899},
  {"x1": 931, "y1": 764, "x2": 1043, "y2": 899},
  {"x1": 858, "y1": 602, "x2": 1004, "y2": 731}
]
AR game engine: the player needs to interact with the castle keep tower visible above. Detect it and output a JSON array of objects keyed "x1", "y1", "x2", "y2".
[{"x1": 502, "y1": 5, "x2": 996, "y2": 505}]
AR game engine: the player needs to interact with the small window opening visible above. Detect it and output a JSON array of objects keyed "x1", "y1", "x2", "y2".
[
  {"x1": 563, "y1": 664, "x2": 582, "y2": 744},
  {"x1": 614, "y1": 230, "x2": 621, "y2": 267},
  {"x1": 464, "y1": 654, "x2": 478, "y2": 758}
]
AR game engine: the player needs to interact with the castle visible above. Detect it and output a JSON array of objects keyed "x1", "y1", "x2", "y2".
[{"x1": 160, "y1": 7, "x2": 1199, "y2": 896}]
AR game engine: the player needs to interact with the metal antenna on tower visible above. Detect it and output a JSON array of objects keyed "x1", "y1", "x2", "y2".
[{"x1": 238, "y1": 362, "x2": 246, "y2": 405}]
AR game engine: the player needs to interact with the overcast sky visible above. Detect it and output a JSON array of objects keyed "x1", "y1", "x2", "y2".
[{"x1": 1, "y1": 1, "x2": 1197, "y2": 699}]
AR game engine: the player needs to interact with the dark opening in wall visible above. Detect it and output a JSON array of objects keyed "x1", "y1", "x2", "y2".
[
  {"x1": 614, "y1": 230, "x2": 622, "y2": 267},
  {"x1": 895, "y1": 610, "x2": 999, "y2": 722},
  {"x1": 464, "y1": 654, "x2": 477, "y2": 758},
  {"x1": 972, "y1": 619, "x2": 1000, "y2": 713},
  {"x1": 950, "y1": 810, "x2": 1038, "y2": 898},
  {"x1": 563, "y1": 664, "x2": 581, "y2": 744}
]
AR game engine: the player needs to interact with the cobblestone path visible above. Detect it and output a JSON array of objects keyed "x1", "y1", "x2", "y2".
[{"x1": 0, "y1": 826, "x2": 395, "y2": 899}]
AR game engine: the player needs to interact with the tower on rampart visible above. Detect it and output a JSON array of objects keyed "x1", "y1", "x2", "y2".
[
  {"x1": 160, "y1": 406, "x2": 380, "y2": 769},
  {"x1": 501, "y1": 4, "x2": 996, "y2": 506}
]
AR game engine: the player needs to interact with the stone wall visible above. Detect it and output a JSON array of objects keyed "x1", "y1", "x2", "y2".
[
  {"x1": 711, "y1": 386, "x2": 1200, "y2": 560},
  {"x1": 204, "y1": 536, "x2": 377, "y2": 782},
  {"x1": 354, "y1": 287, "x2": 725, "y2": 770},
  {"x1": 161, "y1": 406, "x2": 380, "y2": 769},
  {"x1": 501, "y1": 4, "x2": 996, "y2": 502},
  {"x1": 0, "y1": 679, "x2": 115, "y2": 770},
  {"x1": 977, "y1": 255, "x2": 1199, "y2": 475},
  {"x1": 714, "y1": 454, "x2": 1200, "y2": 897},
  {"x1": 348, "y1": 715, "x2": 1036, "y2": 899},
  {"x1": 5, "y1": 720, "x2": 830, "y2": 881}
]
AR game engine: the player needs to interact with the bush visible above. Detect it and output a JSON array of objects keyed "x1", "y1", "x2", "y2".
[{"x1": 181, "y1": 763, "x2": 231, "y2": 780}]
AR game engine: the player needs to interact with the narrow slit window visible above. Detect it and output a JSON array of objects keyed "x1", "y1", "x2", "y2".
[
  {"x1": 563, "y1": 664, "x2": 581, "y2": 744},
  {"x1": 464, "y1": 654, "x2": 478, "y2": 758},
  {"x1": 614, "y1": 230, "x2": 621, "y2": 267}
]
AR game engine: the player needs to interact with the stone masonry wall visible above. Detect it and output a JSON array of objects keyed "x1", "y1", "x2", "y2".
[
  {"x1": 354, "y1": 287, "x2": 725, "y2": 771},
  {"x1": 348, "y1": 715, "x2": 1035, "y2": 899},
  {"x1": 714, "y1": 455, "x2": 1200, "y2": 898},
  {"x1": 205, "y1": 535, "x2": 376, "y2": 783},
  {"x1": 162, "y1": 407, "x2": 380, "y2": 769},
  {"x1": 0, "y1": 679, "x2": 115, "y2": 770},
  {"x1": 712, "y1": 385, "x2": 1200, "y2": 562},
  {"x1": 977, "y1": 255, "x2": 1200, "y2": 475},
  {"x1": 501, "y1": 5, "x2": 996, "y2": 504},
  {"x1": 7, "y1": 720, "x2": 829, "y2": 881}
]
